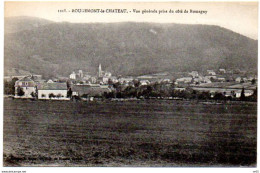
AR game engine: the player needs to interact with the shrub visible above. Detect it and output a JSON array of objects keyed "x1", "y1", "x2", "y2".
[
  {"x1": 49, "y1": 93, "x2": 56, "y2": 98},
  {"x1": 17, "y1": 86, "x2": 25, "y2": 96},
  {"x1": 31, "y1": 92, "x2": 36, "y2": 98}
]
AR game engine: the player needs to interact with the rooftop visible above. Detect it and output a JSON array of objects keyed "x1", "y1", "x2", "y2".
[{"x1": 38, "y1": 83, "x2": 67, "y2": 90}]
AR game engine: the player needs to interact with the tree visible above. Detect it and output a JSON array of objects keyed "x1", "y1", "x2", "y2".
[
  {"x1": 248, "y1": 87, "x2": 257, "y2": 102},
  {"x1": 81, "y1": 94, "x2": 89, "y2": 98},
  {"x1": 66, "y1": 80, "x2": 71, "y2": 89},
  {"x1": 213, "y1": 92, "x2": 225, "y2": 100},
  {"x1": 31, "y1": 92, "x2": 36, "y2": 98},
  {"x1": 49, "y1": 93, "x2": 55, "y2": 99},
  {"x1": 198, "y1": 92, "x2": 211, "y2": 100},
  {"x1": 251, "y1": 78, "x2": 256, "y2": 85},
  {"x1": 4, "y1": 78, "x2": 19, "y2": 95},
  {"x1": 133, "y1": 79, "x2": 141, "y2": 88},
  {"x1": 240, "y1": 88, "x2": 245, "y2": 101},
  {"x1": 67, "y1": 88, "x2": 72, "y2": 98},
  {"x1": 108, "y1": 78, "x2": 114, "y2": 86},
  {"x1": 17, "y1": 86, "x2": 25, "y2": 96}
]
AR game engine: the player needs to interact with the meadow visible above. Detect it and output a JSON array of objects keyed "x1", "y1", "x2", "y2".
[{"x1": 3, "y1": 99, "x2": 257, "y2": 166}]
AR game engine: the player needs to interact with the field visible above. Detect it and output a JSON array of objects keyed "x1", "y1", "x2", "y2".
[{"x1": 3, "y1": 99, "x2": 257, "y2": 167}]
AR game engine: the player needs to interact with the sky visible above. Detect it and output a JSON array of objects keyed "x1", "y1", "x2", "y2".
[{"x1": 4, "y1": 1, "x2": 258, "y2": 39}]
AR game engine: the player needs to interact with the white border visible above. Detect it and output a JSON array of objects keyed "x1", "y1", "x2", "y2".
[{"x1": 0, "y1": 1, "x2": 259, "y2": 173}]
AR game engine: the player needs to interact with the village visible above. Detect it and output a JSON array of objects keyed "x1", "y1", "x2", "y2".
[{"x1": 4, "y1": 64, "x2": 258, "y2": 101}]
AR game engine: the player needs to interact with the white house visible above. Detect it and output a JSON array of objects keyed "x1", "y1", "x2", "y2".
[
  {"x1": 219, "y1": 69, "x2": 226, "y2": 74},
  {"x1": 110, "y1": 76, "x2": 118, "y2": 83},
  {"x1": 119, "y1": 77, "x2": 134, "y2": 84},
  {"x1": 104, "y1": 72, "x2": 112, "y2": 77},
  {"x1": 38, "y1": 83, "x2": 69, "y2": 100},
  {"x1": 235, "y1": 90, "x2": 254, "y2": 98},
  {"x1": 91, "y1": 77, "x2": 97, "y2": 84},
  {"x1": 235, "y1": 77, "x2": 242, "y2": 83},
  {"x1": 14, "y1": 76, "x2": 37, "y2": 98},
  {"x1": 207, "y1": 70, "x2": 216, "y2": 76},
  {"x1": 140, "y1": 80, "x2": 150, "y2": 86},
  {"x1": 69, "y1": 72, "x2": 77, "y2": 80},
  {"x1": 78, "y1": 70, "x2": 83, "y2": 78},
  {"x1": 47, "y1": 79, "x2": 54, "y2": 83},
  {"x1": 203, "y1": 77, "x2": 212, "y2": 83},
  {"x1": 189, "y1": 71, "x2": 199, "y2": 78},
  {"x1": 176, "y1": 77, "x2": 192, "y2": 83},
  {"x1": 102, "y1": 77, "x2": 109, "y2": 84},
  {"x1": 217, "y1": 77, "x2": 226, "y2": 82}
]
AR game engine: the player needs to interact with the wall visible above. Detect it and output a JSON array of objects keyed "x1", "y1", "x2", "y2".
[
  {"x1": 38, "y1": 90, "x2": 68, "y2": 100},
  {"x1": 15, "y1": 86, "x2": 36, "y2": 98}
]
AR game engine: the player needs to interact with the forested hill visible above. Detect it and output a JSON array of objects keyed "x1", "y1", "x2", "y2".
[
  {"x1": 4, "y1": 16, "x2": 258, "y2": 78},
  {"x1": 5, "y1": 16, "x2": 53, "y2": 34}
]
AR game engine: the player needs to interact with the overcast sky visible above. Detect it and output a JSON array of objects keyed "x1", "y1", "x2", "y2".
[{"x1": 4, "y1": 1, "x2": 258, "y2": 39}]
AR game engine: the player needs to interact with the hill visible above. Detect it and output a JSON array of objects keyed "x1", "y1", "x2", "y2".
[
  {"x1": 4, "y1": 16, "x2": 53, "y2": 34},
  {"x1": 4, "y1": 17, "x2": 258, "y2": 78}
]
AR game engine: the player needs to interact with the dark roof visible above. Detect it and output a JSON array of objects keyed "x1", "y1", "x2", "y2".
[
  {"x1": 38, "y1": 83, "x2": 67, "y2": 90},
  {"x1": 72, "y1": 85, "x2": 111, "y2": 96},
  {"x1": 17, "y1": 76, "x2": 34, "y2": 82}
]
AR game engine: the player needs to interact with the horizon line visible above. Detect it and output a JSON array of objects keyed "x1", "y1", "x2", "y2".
[{"x1": 5, "y1": 15, "x2": 258, "y2": 41}]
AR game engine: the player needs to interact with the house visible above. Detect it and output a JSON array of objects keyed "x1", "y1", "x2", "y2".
[
  {"x1": 104, "y1": 72, "x2": 112, "y2": 77},
  {"x1": 161, "y1": 79, "x2": 171, "y2": 83},
  {"x1": 248, "y1": 77, "x2": 254, "y2": 81},
  {"x1": 14, "y1": 76, "x2": 37, "y2": 98},
  {"x1": 207, "y1": 70, "x2": 216, "y2": 76},
  {"x1": 219, "y1": 69, "x2": 226, "y2": 74},
  {"x1": 217, "y1": 77, "x2": 226, "y2": 82},
  {"x1": 189, "y1": 71, "x2": 199, "y2": 78},
  {"x1": 118, "y1": 77, "x2": 134, "y2": 84},
  {"x1": 205, "y1": 75, "x2": 217, "y2": 80},
  {"x1": 235, "y1": 77, "x2": 242, "y2": 83},
  {"x1": 78, "y1": 70, "x2": 83, "y2": 78},
  {"x1": 83, "y1": 75, "x2": 91, "y2": 81},
  {"x1": 176, "y1": 77, "x2": 192, "y2": 83},
  {"x1": 38, "y1": 83, "x2": 68, "y2": 100},
  {"x1": 235, "y1": 89, "x2": 254, "y2": 98},
  {"x1": 71, "y1": 84, "x2": 111, "y2": 97},
  {"x1": 47, "y1": 79, "x2": 54, "y2": 83},
  {"x1": 202, "y1": 77, "x2": 212, "y2": 83},
  {"x1": 91, "y1": 77, "x2": 97, "y2": 84},
  {"x1": 110, "y1": 76, "x2": 118, "y2": 83},
  {"x1": 69, "y1": 72, "x2": 77, "y2": 80},
  {"x1": 140, "y1": 80, "x2": 150, "y2": 86},
  {"x1": 102, "y1": 77, "x2": 109, "y2": 84},
  {"x1": 242, "y1": 77, "x2": 248, "y2": 83}
]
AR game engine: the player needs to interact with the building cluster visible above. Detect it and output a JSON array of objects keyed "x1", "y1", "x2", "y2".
[
  {"x1": 68, "y1": 64, "x2": 167, "y2": 87},
  {"x1": 175, "y1": 68, "x2": 256, "y2": 85},
  {"x1": 5, "y1": 65, "x2": 257, "y2": 100},
  {"x1": 14, "y1": 75, "x2": 69, "y2": 100},
  {"x1": 69, "y1": 64, "x2": 117, "y2": 85},
  {"x1": 175, "y1": 68, "x2": 257, "y2": 98},
  {"x1": 12, "y1": 64, "x2": 115, "y2": 100}
]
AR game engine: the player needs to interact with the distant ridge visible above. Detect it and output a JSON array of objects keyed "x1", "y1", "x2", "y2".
[
  {"x1": 5, "y1": 16, "x2": 53, "y2": 34},
  {"x1": 4, "y1": 16, "x2": 258, "y2": 78}
]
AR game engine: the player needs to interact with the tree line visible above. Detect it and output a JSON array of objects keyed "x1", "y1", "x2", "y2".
[
  {"x1": 100, "y1": 81, "x2": 257, "y2": 102},
  {"x1": 4, "y1": 78, "x2": 257, "y2": 102}
]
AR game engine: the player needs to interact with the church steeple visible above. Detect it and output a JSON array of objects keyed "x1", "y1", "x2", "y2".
[{"x1": 98, "y1": 64, "x2": 102, "y2": 77}]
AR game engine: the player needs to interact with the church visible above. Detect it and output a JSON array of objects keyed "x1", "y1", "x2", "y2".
[{"x1": 97, "y1": 64, "x2": 113, "y2": 84}]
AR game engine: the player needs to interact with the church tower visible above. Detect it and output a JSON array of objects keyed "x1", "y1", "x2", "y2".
[{"x1": 98, "y1": 64, "x2": 102, "y2": 78}]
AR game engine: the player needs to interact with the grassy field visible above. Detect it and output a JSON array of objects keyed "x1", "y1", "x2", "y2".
[{"x1": 3, "y1": 99, "x2": 257, "y2": 167}]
